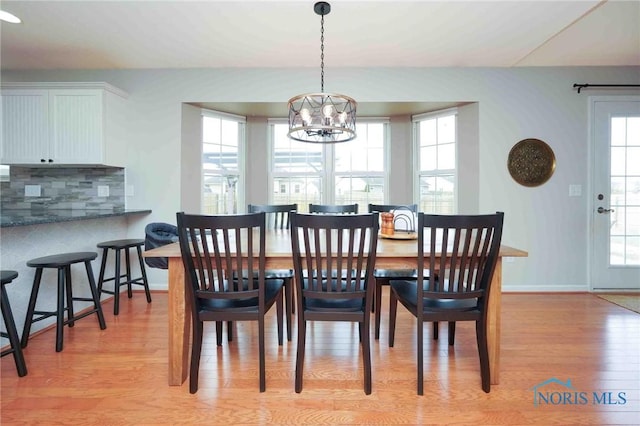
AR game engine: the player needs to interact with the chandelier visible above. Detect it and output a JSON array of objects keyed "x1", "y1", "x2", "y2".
[{"x1": 287, "y1": 1, "x2": 357, "y2": 144}]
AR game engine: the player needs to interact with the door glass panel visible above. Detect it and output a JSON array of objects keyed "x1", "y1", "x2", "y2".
[{"x1": 609, "y1": 116, "x2": 640, "y2": 265}]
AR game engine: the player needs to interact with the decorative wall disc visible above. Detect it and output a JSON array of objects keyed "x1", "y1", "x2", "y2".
[{"x1": 507, "y1": 138, "x2": 556, "y2": 187}]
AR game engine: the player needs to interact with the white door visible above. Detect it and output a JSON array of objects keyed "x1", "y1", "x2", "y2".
[{"x1": 590, "y1": 97, "x2": 640, "y2": 290}]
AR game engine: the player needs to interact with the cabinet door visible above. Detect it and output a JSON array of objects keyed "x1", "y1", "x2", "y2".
[
  {"x1": 1, "y1": 90, "x2": 51, "y2": 163},
  {"x1": 49, "y1": 90, "x2": 104, "y2": 163}
]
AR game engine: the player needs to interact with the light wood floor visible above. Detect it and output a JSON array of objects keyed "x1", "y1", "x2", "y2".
[{"x1": 2, "y1": 290, "x2": 639, "y2": 425}]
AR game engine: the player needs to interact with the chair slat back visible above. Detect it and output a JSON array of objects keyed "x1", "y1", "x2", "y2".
[
  {"x1": 309, "y1": 204, "x2": 358, "y2": 214},
  {"x1": 248, "y1": 204, "x2": 297, "y2": 230},
  {"x1": 176, "y1": 212, "x2": 267, "y2": 308},
  {"x1": 291, "y1": 213, "x2": 378, "y2": 303},
  {"x1": 417, "y1": 212, "x2": 504, "y2": 303}
]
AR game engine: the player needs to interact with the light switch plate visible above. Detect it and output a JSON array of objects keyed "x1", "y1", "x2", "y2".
[
  {"x1": 25, "y1": 184, "x2": 41, "y2": 197},
  {"x1": 569, "y1": 184, "x2": 582, "y2": 197}
]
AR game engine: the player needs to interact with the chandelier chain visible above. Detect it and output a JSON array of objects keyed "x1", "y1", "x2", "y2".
[{"x1": 320, "y1": 13, "x2": 324, "y2": 92}]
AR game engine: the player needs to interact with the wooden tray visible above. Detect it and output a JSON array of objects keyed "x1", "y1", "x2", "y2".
[{"x1": 379, "y1": 231, "x2": 418, "y2": 240}]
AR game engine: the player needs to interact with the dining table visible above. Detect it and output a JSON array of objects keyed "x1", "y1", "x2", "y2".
[{"x1": 143, "y1": 229, "x2": 528, "y2": 387}]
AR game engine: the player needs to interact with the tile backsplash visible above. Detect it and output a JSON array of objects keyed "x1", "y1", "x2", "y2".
[{"x1": 0, "y1": 166, "x2": 125, "y2": 210}]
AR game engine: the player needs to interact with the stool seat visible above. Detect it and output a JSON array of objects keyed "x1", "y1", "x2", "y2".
[
  {"x1": 97, "y1": 238, "x2": 151, "y2": 315},
  {"x1": 27, "y1": 252, "x2": 98, "y2": 268},
  {"x1": 97, "y1": 239, "x2": 145, "y2": 250},
  {"x1": 1, "y1": 270, "x2": 19, "y2": 284},
  {"x1": 1, "y1": 270, "x2": 27, "y2": 376},
  {"x1": 22, "y1": 252, "x2": 106, "y2": 352}
]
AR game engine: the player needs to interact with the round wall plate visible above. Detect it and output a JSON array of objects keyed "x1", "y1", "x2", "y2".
[{"x1": 508, "y1": 138, "x2": 556, "y2": 187}]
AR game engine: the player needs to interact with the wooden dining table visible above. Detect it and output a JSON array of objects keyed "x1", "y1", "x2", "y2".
[{"x1": 144, "y1": 229, "x2": 528, "y2": 387}]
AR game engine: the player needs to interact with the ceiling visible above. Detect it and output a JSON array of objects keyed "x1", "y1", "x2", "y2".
[{"x1": 1, "y1": 0, "x2": 638, "y2": 117}]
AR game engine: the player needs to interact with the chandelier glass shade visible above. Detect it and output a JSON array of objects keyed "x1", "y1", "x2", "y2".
[{"x1": 287, "y1": 2, "x2": 357, "y2": 144}]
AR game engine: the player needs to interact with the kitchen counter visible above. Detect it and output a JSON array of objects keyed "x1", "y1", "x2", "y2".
[{"x1": 0, "y1": 209, "x2": 152, "y2": 228}]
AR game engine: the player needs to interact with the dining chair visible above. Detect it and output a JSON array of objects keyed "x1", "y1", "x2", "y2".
[
  {"x1": 388, "y1": 212, "x2": 504, "y2": 394},
  {"x1": 176, "y1": 211, "x2": 285, "y2": 393},
  {"x1": 368, "y1": 203, "x2": 433, "y2": 339},
  {"x1": 308, "y1": 203, "x2": 358, "y2": 214},
  {"x1": 248, "y1": 203, "x2": 297, "y2": 340},
  {"x1": 290, "y1": 212, "x2": 379, "y2": 394}
]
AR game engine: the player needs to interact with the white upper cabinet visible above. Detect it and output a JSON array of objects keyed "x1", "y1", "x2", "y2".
[{"x1": 1, "y1": 82, "x2": 128, "y2": 166}]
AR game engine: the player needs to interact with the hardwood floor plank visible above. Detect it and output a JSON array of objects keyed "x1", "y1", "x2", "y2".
[{"x1": 2, "y1": 291, "x2": 639, "y2": 425}]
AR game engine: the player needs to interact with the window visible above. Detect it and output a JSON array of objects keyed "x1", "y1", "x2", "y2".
[
  {"x1": 414, "y1": 110, "x2": 457, "y2": 214},
  {"x1": 270, "y1": 120, "x2": 388, "y2": 212},
  {"x1": 202, "y1": 110, "x2": 245, "y2": 214}
]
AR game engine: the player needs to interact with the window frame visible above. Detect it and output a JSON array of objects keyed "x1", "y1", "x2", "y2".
[
  {"x1": 201, "y1": 108, "x2": 246, "y2": 214},
  {"x1": 268, "y1": 118, "x2": 390, "y2": 211},
  {"x1": 413, "y1": 108, "x2": 458, "y2": 214}
]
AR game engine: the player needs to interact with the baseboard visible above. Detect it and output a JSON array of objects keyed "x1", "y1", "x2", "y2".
[{"x1": 502, "y1": 284, "x2": 588, "y2": 292}]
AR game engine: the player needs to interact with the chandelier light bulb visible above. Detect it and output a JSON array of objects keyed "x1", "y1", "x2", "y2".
[
  {"x1": 337, "y1": 111, "x2": 347, "y2": 124},
  {"x1": 300, "y1": 108, "x2": 312, "y2": 125},
  {"x1": 322, "y1": 104, "x2": 334, "y2": 118}
]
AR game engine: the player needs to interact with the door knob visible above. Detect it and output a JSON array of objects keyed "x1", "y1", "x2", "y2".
[{"x1": 597, "y1": 207, "x2": 615, "y2": 214}]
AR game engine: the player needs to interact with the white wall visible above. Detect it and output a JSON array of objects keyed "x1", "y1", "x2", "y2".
[{"x1": 4, "y1": 66, "x2": 638, "y2": 291}]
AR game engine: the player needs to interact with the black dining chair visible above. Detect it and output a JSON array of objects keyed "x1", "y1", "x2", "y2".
[
  {"x1": 176, "y1": 211, "x2": 285, "y2": 393},
  {"x1": 290, "y1": 212, "x2": 379, "y2": 394},
  {"x1": 248, "y1": 203, "x2": 297, "y2": 341},
  {"x1": 368, "y1": 203, "x2": 437, "y2": 340},
  {"x1": 388, "y1": 212, "x2": 504, "y2": 394},
  {"x1": 309, "y1": 203, "x2": 358, "y2": 214}
]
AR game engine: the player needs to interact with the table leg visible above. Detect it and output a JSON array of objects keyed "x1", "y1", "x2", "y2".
[
  {"x1": 168, "y1": 257, "x2": 190, "y2": 386},
  {"x1": 488, "y1": 258, "x2": 502, "y2": 385}
]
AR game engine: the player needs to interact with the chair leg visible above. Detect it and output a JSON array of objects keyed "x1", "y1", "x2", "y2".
[
  {"x1": 433, "y1": 321, "x2": 439, "y2": 340},
  {"x1": 388, "y1": 289, "x2": 398, "y2": 347},
  {"x1": 64, "y1": 265, "x2": 75, "y2": 327},
  {"x1": 136, "y1": 246, "x2": 152, "y2": 303},
  {"x1": 97, "y1": 248, "x2": 109, "y2": 295},
  {"x1": 125, "y1": 248, "x2": 133, "y2": 299},
  {"x1": 362, "y1": 318, "x2": 372, "y2": 395},
  {"x1": 84, "y1": 261, "x2": 107, "y2": 330},
  {"x1": 476, "y1": 319, "x2": 491, "y2": 393},
  {"x1": 216, "y1": 322, "x2": 223, "y2": 346},
  {"x1": 295, "y1": 320, "x2": 306, "y2": 393},
  {"x1": 276, "y1": 291, "x2": 283, "y2": 346},
  {"x1": 448, "y1": 321, "x2": 456, "y2": 346},
  {"x1": 259, "y1": 316, "x2": 266, "y2": 392},
  {"x1": 55, "y1": 267, "x2": 65, "y2": 352},
  {"x1": 190, "y1": 320, "x2": 204, "y2": 394},
  {"x1": 284, "y1": 278, "x2": 292, "y2": 341},
  {"x1": 1, "y1": 286, "x2": 28, "y2": 376},
  {"x1": 113, "y1": 248, "x2": 121, "y2": 315},
  {"x1": 417, "y1": 317, "x2": 424, "y2": 395},
  {"x1": 21, "y1": 268, "x2": 43, "y2": 348},
  {"x1": 374, "y1": 278, "x2": 384, "y2": 339}
]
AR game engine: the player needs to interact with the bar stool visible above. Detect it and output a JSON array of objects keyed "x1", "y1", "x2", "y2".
[
  {"x1": 21, "y1": 252, "x2": 107, "y2": 352},
  {"x1": 96, "y1": 239, "x2": 151, "y2": 315},
  {"x1": 1, "y1": 271, "x2": 28, "y2": 376}
]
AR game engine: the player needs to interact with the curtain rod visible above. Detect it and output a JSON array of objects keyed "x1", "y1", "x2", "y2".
[{"x1": 573, "y1": 83, "x2": 640, "y2": 94}]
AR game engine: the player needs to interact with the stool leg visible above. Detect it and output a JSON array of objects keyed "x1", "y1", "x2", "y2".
[
  {"x1": 55, "y1": 267, "x2": 65, "y2": 352},
  {"x1": 136, "y1": 246, "x2": 152, "y2": 303},
  {"x1": 21, "y1": 268, "x2": 43, "y2": 348},
  {"x1": 65, "y1": 265, "x2": 75, "y2": 328},
  {"x1": 113, "y1": 248, "x2": 121, "y2": 315},
  {"x1": 84, "y1": 261, "x2": 107, "y2": 330},
  {"x1": 1, "y1": 286, "x2": 28, "y2": 376},
  {"x1": 97, "y1": 247, "x2": 109, "y2": 295},
  {"x1": 125, "y1": 248, "x2": 133, "y2": 299}
]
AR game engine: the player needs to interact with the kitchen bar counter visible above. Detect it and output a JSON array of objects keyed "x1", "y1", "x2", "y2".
[{"x1": 0, "y1": 209, "x2": 152, "y2": 228}]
